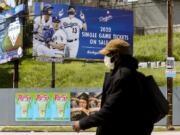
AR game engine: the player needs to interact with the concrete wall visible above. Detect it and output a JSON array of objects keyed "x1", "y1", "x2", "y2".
[
  {"x1": 0, "y1": 88, "x2": 101, "y2": 126},
  {"x1": 133, "y1": 0, "x2": 180, "y2": 34},
  {"x1": 0, "y1": 88, "x2": 180, "y2": 126}
]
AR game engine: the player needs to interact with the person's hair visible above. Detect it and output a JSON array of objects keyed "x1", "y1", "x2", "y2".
[{"x1": 68, "y1": 5, "x2": 76, "y2": 11}]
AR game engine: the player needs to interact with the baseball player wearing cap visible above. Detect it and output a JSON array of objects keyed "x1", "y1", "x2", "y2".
[
  {"x1": 36, "y1": 16, "x2": 67, "y2": 57},
  {"x1": 33, "y1": 3, "x2": 53, "y2": 56},
  {"x1": 61, "y1": 6, "x2": 87, "y2": 58}
]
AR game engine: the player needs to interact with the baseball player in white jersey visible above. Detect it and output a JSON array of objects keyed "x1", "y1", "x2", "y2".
[
  {"x1": 61, "y1": 5, "x2": 87, "y2": 58},
  {"x1": 33, "y1": 3, "x2": 53, "y2": 56},
  {"x1": 36, "y1": 16, "x2": 67, "y2": 57}
]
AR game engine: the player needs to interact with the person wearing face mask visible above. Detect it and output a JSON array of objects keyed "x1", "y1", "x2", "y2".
[
  {"x1": 73, "y1": 38, "x2": 154, "y2": 135},
  {"x1": 61, "y1": 5, "x2": 87, "y2": 58}
]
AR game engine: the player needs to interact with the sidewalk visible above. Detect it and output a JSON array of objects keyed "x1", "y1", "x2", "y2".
[{"x1": 0, "y1": 131, "x2": 180, "y2": 135}]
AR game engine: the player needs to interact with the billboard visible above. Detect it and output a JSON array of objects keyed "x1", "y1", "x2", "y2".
[
  {"x1": 33, "y1": 2, "x2": 133, "y2": 60},
  {"x1": 0, "y1": 4, "x2": 24, "y2": 64},
  {"x1": 15, "y1": 92, "x2": 71, "y2": 121}
]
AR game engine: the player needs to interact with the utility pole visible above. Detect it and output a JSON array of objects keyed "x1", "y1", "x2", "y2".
[
  {"x1": 167, "y1": 0, "x2": 174, "y2": 130},
  {"x1": 13, "y1": 60, "x2": 19, "y2": 88},
  {"x1": 51, "y1": 61, "x2": 56, "y2": 88}
]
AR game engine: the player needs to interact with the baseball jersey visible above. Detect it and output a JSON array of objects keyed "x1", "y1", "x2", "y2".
[
  {"x1": 52, "y1": 29, "x2": 67, "y2": 45},
  {"x1": 34, "y1": 16, "x2": 52, "y2": 40},
  {"x1": 61, "y1": 17, "x2": 83, "y2": 40}
]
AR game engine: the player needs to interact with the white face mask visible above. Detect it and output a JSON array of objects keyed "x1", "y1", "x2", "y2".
[{"x1": 104, "y1": 56, "x2": 114, "y2": 69}]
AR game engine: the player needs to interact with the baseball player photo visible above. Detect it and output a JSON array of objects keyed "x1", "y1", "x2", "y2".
[
  {"x1": 36, "y1": 16, "x2": 67, "y2": 58},
  {"x1": 33, "y1": 3, "x2": 53, "y2": 56},
  {"x1": 61, "y1": 5, "x2": 87, "y2": 58}
]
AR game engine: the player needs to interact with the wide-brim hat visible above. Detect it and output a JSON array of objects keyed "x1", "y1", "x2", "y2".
[
  {"x1": 99, "y1": 38, "x2": 130, "y2": 55},
  {"x1": 43, "y1": 3, "x2": 53, "y2": 10}
]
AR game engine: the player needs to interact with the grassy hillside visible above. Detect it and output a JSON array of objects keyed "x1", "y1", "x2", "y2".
[
  {"x1": 0, "y1": 58, "x2": 180, "y2": 88},
  {"x1": 134, "y1": 33, "x2": 180, "y2": 61},
  {"x1": 0, "y1": 59, "x2": 107, "y2": 88},
  {"x1": 0, "y1": 33, "x2": 180, "y2": 88}
]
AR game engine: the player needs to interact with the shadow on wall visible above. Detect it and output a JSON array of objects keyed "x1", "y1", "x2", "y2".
[{"x1": 0, "y1": 67, "x2": 13, "y2": 88}]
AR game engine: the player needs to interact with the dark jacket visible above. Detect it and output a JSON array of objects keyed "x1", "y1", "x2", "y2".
[{"x1": 79, "y1": 55, "x2": 154, "y2": 135}]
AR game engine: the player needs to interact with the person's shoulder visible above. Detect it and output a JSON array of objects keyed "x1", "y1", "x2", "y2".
[
  {"x1": 111, "y1": 67, "x2": 132, "y2": 84},
  {"x1": 57, "y1": 29, "x2": 66, "y2": 35},
  {"x1": 74, "y1": 17, "x2": 82, "y2": 23},
  {"x1": 61, "y1": 17, "x2": 68, "y2": 21},
  {"x1": 49, "y1": 16, "x2": 52, "y2": 21},
  {"x1": 117, "y1": 67, "x2": 133, "y2": 79},
  {"x1": 34, "y1": 16, "x2": 41, "y2": 21}
]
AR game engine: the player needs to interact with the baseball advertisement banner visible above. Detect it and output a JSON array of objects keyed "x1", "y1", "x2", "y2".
[
  {"x1": 71, "y1": 92, "x2": 101, "y2": 121},
  {"x1": 33, "y1": 2, "x2": 133, "y2": 60},
  {"x1": 0, "y1": 4, "x2": 24, "y2": 64},
  {"x1": 15, "y1": 92, "x2": 71, "y2": 121}
]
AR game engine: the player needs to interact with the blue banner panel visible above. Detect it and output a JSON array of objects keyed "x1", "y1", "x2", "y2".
[
  {"x1": 33, "y1": 3, "x2": 133, "y2": 60},
  {"x1": 0, "y1": 4, "x2": 24, "y2": 64}
]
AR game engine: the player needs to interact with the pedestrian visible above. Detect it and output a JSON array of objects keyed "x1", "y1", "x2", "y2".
[{"x1": 73, "y1": 38, "x2": 154, "y2": 135}]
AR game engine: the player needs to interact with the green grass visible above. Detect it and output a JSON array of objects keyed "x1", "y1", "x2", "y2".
[
  {"x1": 0, "y1": 59, "x2": 180, "y2": 88},
  {"x1": 0, "y1": 126, "x2": 180, "y2": 132},
  {"x1": 0, "y1": 34, "x2": 180, "y2": 131},
  {"x1": 0, "y1": 59, "x2": 108, "y2": 88},
  {"x1": 134, "y1": 33, "x2": 180, "y2": 61},
  {"x1": 139, "y1": 66, "x2": 180, "y2": 87},
  {"x1": 0, "y1": 126, "x2": 96, "y2": 132},
  {"x1": 0, "y1": 33, "x2": 180, "y2": 88}
]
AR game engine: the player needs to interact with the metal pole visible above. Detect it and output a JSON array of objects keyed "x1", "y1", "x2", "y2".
[
  {"x1": 13, "y1": 60, "x2": 19, "y2": 88},
  {"x1": 51, "y1": 62, "x2": 56, "y2": 88},
  {"x1": 98, "y1": 0, "x2": 100, "y2": 7},
  {"x1": 167, "y1": 0, "x2": 174, "y2": 130},
  {"x1": 22, "y1": 0, "x2": 28, "y2": 55}
]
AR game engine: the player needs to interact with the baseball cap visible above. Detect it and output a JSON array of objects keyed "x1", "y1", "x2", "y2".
[
  {"x1": 68, "y1": 5, "x2": 76, "y2": 13},
  {"x1": 43, "y1": 3, "x2": 53, "y2": 10},
  {"x1": 68, "y1": 5, "x2": 75, "y2": 11},
  {"x1": 99, "y1": 38, "x2": 130, "y2": 56},
  {"x1": 52, "y1": 16, "x2": 60, "y2": 23},
  {"x1": 42, "y1": 9, "x2": 49, "y2": 15}
]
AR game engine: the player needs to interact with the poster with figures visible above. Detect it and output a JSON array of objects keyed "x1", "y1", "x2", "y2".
[
  {"x1": 71, "y1": 92, "x2": 101, "y2": 121},
  {"x1": 15, "y1": 93, "x2": 33, "y2": 120},
  {"x1": 15, "y1": 92, "x2": 71, "y2": 121},
  {"x1": 0, "y1": 4, "x2": 24, "y2": 64},
  {"x1": 33, "y1": 2, "x2": 133, "y2": 60}
]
